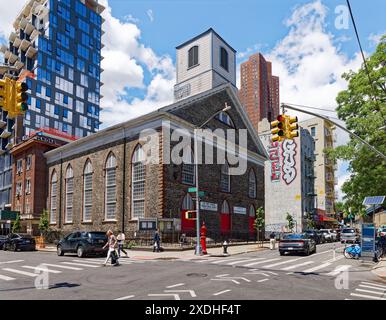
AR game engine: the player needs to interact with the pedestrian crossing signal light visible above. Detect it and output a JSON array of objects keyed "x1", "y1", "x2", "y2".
[
  {"x1": 185, "y1": 211, "x2": 197, "y2": 220},
  {"x1": 15, "y1": 81, "x2": 29, "y2": 113},
  {"x1": 286, "y1": 116, "x2": 299, "y2": 139},
  {"x1": 271, "y1": 115, "x2": 286, "y2": 142}
]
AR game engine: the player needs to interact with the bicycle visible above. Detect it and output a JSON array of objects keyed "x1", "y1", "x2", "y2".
[{"x1": 343, "y1": 244, "x2": 361, "y2": 259}]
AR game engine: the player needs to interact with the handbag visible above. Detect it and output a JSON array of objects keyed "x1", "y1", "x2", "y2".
[{"x1": 111, "y1": 250, "x2": 118, "y2": 264}]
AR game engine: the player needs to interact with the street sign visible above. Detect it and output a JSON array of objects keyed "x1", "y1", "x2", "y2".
[
  {"x1": 188, "y1": 187, "x2": 197, "y2": 193},
  {"x1": 361, "y1": 223, "x2": 376, "y2": 258}
]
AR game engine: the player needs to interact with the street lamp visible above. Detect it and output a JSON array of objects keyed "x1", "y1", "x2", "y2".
[{"x1": 194, "y1": 103, "x2": 231, "y2": 255}]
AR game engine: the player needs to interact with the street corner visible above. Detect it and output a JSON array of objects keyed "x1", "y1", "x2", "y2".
[{"x1": 371, "y1": 259, "x2": 386, "y2": 281}]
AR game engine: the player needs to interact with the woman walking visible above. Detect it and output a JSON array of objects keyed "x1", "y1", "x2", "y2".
[{"x1": 103, "y1": 230, "x2": 119, "y2": 266}]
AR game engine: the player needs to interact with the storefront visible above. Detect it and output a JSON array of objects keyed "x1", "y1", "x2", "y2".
[{"x1": 0, "y1": 210, "x2": 18, "y2": 235}]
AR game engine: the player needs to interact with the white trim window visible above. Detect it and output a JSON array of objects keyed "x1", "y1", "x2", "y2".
[
  {"x1": 249, "y1": 205, "x2": 256, "y2": 218},
  {"x1": 221, "y1": 200, "x2": 230, "y2": 214},
  {"x1": 65, "y1": 166, "x2": 74, "y2": 223},
  {"x1": 248, "y1": 169, "x2": 257, "y2": 199},
  {"x1": 132, "y1": 145, "x2": 145, "y2": 219},
  {"x1": 188, "y1": 45, "x2": 199, "y2": 68},
  {"x1": 83, "y1": 160, "x2": 93, "y2": 222},
  {"x1": 25, "y1": 179, "x2": 31, "y2": 194},
  {"x1": 50, "y1": 172, "x2": 57, "y2": 224},
  {"x1": 182, "y1": 150, "x2": 195, "y2": 185},
  {"x1": 182, "y1": 193, "x2": 194, "y2": 210},
  {"x1": 220, "y1": 162, "x2": 230, "y2": 192},
  {"x1": 105, "y1": 153, "x2": 117, "y2": 221},
  {"x1": 26, "y1": 155, "x2": 32, "y2": 170}
]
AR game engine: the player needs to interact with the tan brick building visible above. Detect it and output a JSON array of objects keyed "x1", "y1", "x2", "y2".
[{"x1": 45, "y1": 85, "x2": 268, "y2": 240}]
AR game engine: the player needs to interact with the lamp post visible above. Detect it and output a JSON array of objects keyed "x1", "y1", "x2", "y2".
[{"x1": 194, "y1": 103, "x2": 231, "y2": 256}]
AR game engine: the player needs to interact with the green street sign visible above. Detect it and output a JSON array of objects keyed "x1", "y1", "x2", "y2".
[
  {"x1": 188, "y1": 187, "x2": 197, "y2": 193},
  {"x1": 198, "y1": 191, "x2": 205, "y2": 197}
]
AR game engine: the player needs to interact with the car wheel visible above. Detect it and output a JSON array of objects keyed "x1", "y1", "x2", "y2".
[
  {"x1": 57, "y1": 245, "x2": 64, "y2": 256},
  {"x1": 77, "y1": 246, "x2": 84, "y2": 258},
  {"x1": 12, "y1": 244, "x2": 17, "y2": 252},
  {"x1": 305, "y1": 247, "x2": 310, "y2": 256},
  {"x1": 279, "y1": 251, "x2": 285, "y2": 256}
]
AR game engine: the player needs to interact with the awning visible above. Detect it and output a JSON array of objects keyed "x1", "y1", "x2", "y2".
[
  {"x1": 319, "y1": 216, "x2": 338, "y2": 223},
  {"x1": 0, "y1": 210, "x2": 18, "y2": 221}
]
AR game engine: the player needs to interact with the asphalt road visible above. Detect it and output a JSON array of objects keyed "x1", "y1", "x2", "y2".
[{"x1": 0, "y1": 242, "x2": 385, "y2": 300}]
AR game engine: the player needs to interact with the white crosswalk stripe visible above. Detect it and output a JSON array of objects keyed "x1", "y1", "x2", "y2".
[
  {"x1": 350, "y1": 293, "x2": 386, "y2": 300},
  {"x1": 2, "y1": 268, "x2": 38, "y2": 277},
  {"x1": 261, "y1": 258, "x2": 303, "y2": 269},
  {"x1": 326, "y1": 265, "x2": 351, "y2": 276},
  {"x1": 244, "y1": 258, "x2": 281, "y2": 267},
  {"x1": 348, "y1": 282, "x2": 386, "y2": 300},
  {"x1": 355, "y1": 288, "x2": 385, "y2": 296},
  {"x1": 22, "y1": 266, "x2": 62, "y2": 274},
  {"x1": 0, "y1": 274, "x2": 15, "y2": 281},
  {"x1": 359, "y1": 284, "x2": 386, "y2": 291},
  {"x1": 226, "y1": 258, "x2": 265, "y2": 265},
  {"x1": 210, "y1": 258, "x2": 248, "y2": 264},
  {"x1": 360, "y1": 282, "x2": 386, "y2": 289},
  {"x1": 61, "y1": 262, "x2": 99, "y2": 268},
  {"x1": 302, "y1": 262, "x2": 332, "y2": 273},
  {"x1": 280, "y1": 261, "x2": 314, "y2": 271},
  {"x1": 42, "y1": 263, "x2": 83, "y2": 271}
]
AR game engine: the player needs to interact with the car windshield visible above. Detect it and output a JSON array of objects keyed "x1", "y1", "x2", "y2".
[
  {"x1": 89, "y1": 232, "x2": 107, "y2": 239},
  {"x1": 342, "y1": 229, "x2": 355, "y2": 233},
  {"x1": 283, "y1": 234, "x2": 305, "y2": 240}
]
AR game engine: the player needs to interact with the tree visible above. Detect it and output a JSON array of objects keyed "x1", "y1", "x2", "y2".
[
  {"x1": 304, "y1": 212, "x2": 315, "y2": 230},
  {"x1": 326, "y1": 35, "x2": 386, "y2": 215},
  {"x1": 38, "y1": 209, "x2": 50, "y2": 237},
  {"x1": 12, "y1": 214, "x2": 21, "y2": 233},
  {"x1": 286, "y1": 213, "x2": 295, "y2": 233},
  {"x1": 254, "y1": 207, "x2": 265, "y2": 247}
]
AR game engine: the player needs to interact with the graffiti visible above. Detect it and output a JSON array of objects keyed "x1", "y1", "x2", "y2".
[
  {"x1": 268, "y1": 141, "x2": 281, "y2": 182},
  {"x1": 265, "y1": 223, "x2": 287, "y2": 233},
  {"x1": 282, "y1": 139, "x2": 297, "y2": 185}
]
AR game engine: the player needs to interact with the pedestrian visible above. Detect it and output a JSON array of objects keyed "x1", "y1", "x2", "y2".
[
  {"x1": 117, "y1": 230, "x2": 128, "y2": 258},
  {"x1": 153, "y1": 229, "x2": 161, "y2": 253},
  {"x1": 102, "y1": 230, "x2": 119, "y2": 266},
  {"x1": 269, "y1": 231, "x2": 276, "y2": 250}
]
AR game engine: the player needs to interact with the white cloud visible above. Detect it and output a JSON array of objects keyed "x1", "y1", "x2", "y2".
[
  {"x1": 124, "y1": 14, "x2": 140, "y2": 24},
  {"x1": 336, "y1": 161, "x2": 350, "y2": 201},
  {"x1": 146, "y1": 9, "x2": 154, "y2": 22},
  {"x1": 0, "y1": 0, "x2": 26, "y2": 40},
  {"x1": 368, "y1": 31, "x2": 386, "y2": 46}
]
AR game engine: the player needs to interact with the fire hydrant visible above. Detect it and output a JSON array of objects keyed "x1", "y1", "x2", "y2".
[
  {"x1": 200, "y1": 222, "x2": 207, "y2": 255},
  {"x1": 223, "y1": 240, "x2": 229, "y2": 255}
]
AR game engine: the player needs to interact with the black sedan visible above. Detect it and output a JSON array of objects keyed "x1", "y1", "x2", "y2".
[
  {"x1": 304, "y1": 230, "x2": 322, "y2": 244},
  {"x1": 57, "y1": 231, "x2": 108, "y2": 258},
  {"x1": 279, "y1": 233, "x2": 316, "y2": 256},
  {"x1": 3, "y1": 233, "x2": 36, "y2": 251}
]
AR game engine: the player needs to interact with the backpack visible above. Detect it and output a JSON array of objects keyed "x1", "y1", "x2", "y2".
[{"x1": 111, "y1": 250, "x2": 119, "y2": 265}]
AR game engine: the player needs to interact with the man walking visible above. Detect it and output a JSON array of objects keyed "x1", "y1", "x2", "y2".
[
  {"x1": 153, "y1": 229, "x2": 161, "y2": 253},
  {"x1": 103, "y1": 230, "x2": 119, "y2": 266},
  {"x1": 117, "y1": 230, "x2": 128, "y2": 258},
  {"x1": 269, "y1": 232, "x2": 276, "y2": 250}
]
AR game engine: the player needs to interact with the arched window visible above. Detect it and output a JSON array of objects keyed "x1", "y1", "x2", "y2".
[
  {"x1": 132, "y1": 145, "x2": 146, "y2": 218},
  {"x1": 220, "y1": 162, "x2": 230, "y2": 192},
  {"x1": 182, "y1": 149, "x2": 195, "y2": 185},
  {"x1": 215, "y1": 111, "x2": 234, "y2": 127},
  {"x1": 65, "y1": 165, "x2": 74, "y2": 223},
  {"x1": 249, "y1": 205, "x2": 256, "y2": 218},
  {"x1": 83, "y1": 160, "x2": 93, "y2": 222},
  {"x1": 248, "y1": 169, "x2": 257, "y2": 198},
  {"x1": 182, "y1": 193, "x2": 194, "y2": 210},
  {"x1": 221, "y1": 200, "x2": 230, "y2": 214},
  {"x1": 105, "y1": 153, "x2": 117, "y2": 220},
  {"x1": 50, "y1": 171, "x2": 57, "y2": 224},
  {"x1": 220, "y1": 47, "x2": 229, "y2": 71},
  {"x1": 188, "y1": 45, "x2": 199, "y2": 68}
]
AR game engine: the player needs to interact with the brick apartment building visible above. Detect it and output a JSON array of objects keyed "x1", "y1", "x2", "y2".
[
  {"x1": 11, "y1": 129, "x2": 75, "y2": 235},
  {"x1": 239, "y1": 53, "x2": 280, "y2": 132}
]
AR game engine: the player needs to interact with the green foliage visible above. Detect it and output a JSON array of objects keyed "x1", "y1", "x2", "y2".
[
  {"x1": 327, "y1": 35, "x2": 386, "y2": 214},
  {"x1": 286, "y1": 213, "x2": 295, "y2": 232},
  {"x1": 253, "y1": 207, "x2": 265, "y2": 232},
  {"x1": 12, "y1": 214, "x2": 21, "y2": 233},
  {"x1": 38, "y1": 209, "x2": 50, "y2": 235},
  {"x1": 304, "y1": 212, "x2": 315, "y2": 229}
]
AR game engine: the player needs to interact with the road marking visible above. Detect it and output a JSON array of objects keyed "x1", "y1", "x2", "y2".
[
  {"x1": 244, "y1": 272, "x2": 271, "y2": 277},
  {"x1": 211, "y1": 278, "x2": 240, "y2": 285},
  {"x1": 216, "y1": 274, "x2": 230, "y2": 277},
  {"x1": 355, "y1": 288, "x2": 385, "y2": 296},
  {"x1": 326, "y1": 255, "x2": 345, "y2": 263},
  {"x1": 115, "y1": 295, "x2": 135, "y2": 300},
  {"x1": 327, "y1": 265, "x2": 351, "y2": 276},
  {"x1": 360, "y1": 282, "x2": 386, "y2": 289},
  {"x1": 302, "y1": 262, "x2": 332, "y2": 273},
  {"x1": 213, "y1": 290, "x2": 231, "y2": 296},
  {"x1": 211, "y1": 258, "x2": 247, "y2": 264},
  {"x1": 148, "y1": 294, "x2": 180, "y2": 300},
  {"x1": 227, "y1": 258, "x2": 265, "y2": 265},
  {"x1": 0, "y1": 260, "x2": 24, "y2": 265},
  {"x1": 359, "y1": 284, "x2": 386, "y2": 291},
  {"x1": 261, "y1": 258, "x2": 304, "y2": 269},
  {"x1": 0, "y1": 274, "x2": 15, "y2": 281},
  {"x1": 164, "y1": 290, "x2": 197, "y2": 298},
  {"x1": 2, "y1": 268, "x2": 38, "y2": 277},
  {"x1": 166, "y1": 283, "x2": 185, "y2": 289},
  {"x1": 22, "y1": 266, "x2": 62, "y2": 274},
  {"x1": 350, "y1": 293, "x2": 386, "y2": 300},
  {"x1": 81, "y1": 258, "x2": 133, "y2": 265},
  {"x1": 61, "y1": 262, "x2": 99, "y2": 268},
  {"x1": 42, "y1": 263, "x2": 83, "y2": 271},
  {"x1": 257, "y1": 278, "x2": 269, "y2": 283},
  {"x1": 280, "y1": 261, "x2": 314, "y2": 271},
  {"x1": 244, "y1": 258, "x2": 280, "y2": 267}
]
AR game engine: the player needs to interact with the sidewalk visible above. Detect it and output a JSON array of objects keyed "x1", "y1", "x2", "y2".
[
  {"x1": 372, "y1": 258, "x2": 386, "y2": 280},
  {"x1": 37, "y1": 243, "x2": 270, "y2": 259}
]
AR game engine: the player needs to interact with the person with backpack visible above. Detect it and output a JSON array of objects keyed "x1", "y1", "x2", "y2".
[
  {"x1": 102, "y1": 230, "x2": 120, "y2": 266},
  {"x1": 153, "y1": 229, "x2": 161, "y2": 253}
]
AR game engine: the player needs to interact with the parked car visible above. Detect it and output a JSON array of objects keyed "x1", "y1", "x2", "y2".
[
  {"x1": 57, "y1": 231, "x2": 108, "y2": 258},
  {"x1": 0, "y1": 235, "x2": 7, "y2": 249},
  {"x1": 304, "y1": 230, "x2": 322, "y2": 244},
  {"x1": 320, "y1": 229, "x2": 336, "y2": 242},
  {"x1": 334, "y1": 228, "x2": 342, "y2": 241},
  {"x1": 279, "y1": 233, "x2": 316, "y2": 256},
  {"x1": 316, "y1": 230, "x2": 326, "y2": 243},
  {"x1": 341, "y1": 228, "x2": 360, "y2": 244},
  {"x1": 3, "y1": 233, "x2": 36, "y2": 251}
]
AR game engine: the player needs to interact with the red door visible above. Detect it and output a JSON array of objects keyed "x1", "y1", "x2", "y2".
[
  {"x1": 181, "y1": 210, "x2": 196, "y2": 233},
  {"x1": 249, "y1": 217, "x2": 255, "y2": 234},
  {"x1": 220, "y1": 213, "x2": 231, "y2": 235}
]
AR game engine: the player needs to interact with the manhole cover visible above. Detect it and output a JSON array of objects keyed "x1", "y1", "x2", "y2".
[{"x1": 186, "y1": 273, "x2": 207, "y2": 277}]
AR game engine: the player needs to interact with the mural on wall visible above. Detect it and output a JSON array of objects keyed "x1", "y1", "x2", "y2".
[{"x1": 268, "y1": 141, "x2": 281, "y2": 182}]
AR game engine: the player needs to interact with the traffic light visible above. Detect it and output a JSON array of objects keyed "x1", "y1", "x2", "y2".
[
  {"x1": 0, "y1": 78, "x2": 13, "y2": 112},
  {"x1": 286, "y1": 116, "x2": 299, "y2": 139},
  {"x1": 14, "y1": 81, "x2": 29, "y2": 113},
  {"x1": 185, "y1": 211, "x2": 197, "y2": 220},
  {"x1": 270, "y1": 115, "x2": 286, "y2": 142}
]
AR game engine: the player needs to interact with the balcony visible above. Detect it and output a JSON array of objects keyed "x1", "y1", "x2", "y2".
[
  {"x1": 8, "y1": 52, "x2": 18, "y2": 64},
  {"x1": 5, "y1": 142, "x2": 14, "y2": 150},
  {"x1": 0, "y1": 44, "x2": 7, "y2": 54},
  {"x1": 20, "y1": 39, "x2": 31, "y2": 52},
  {"x1": 9, "y1": 32, "x2": 17, "y2": 43},
  {"x1": 30, "y1": 29, "x2": 39, "y2": 43},
  {"x1": 24, "y1": 21, "x2": 36, "y2": 36},
  {"x1": 13, "y1": 36, "x2": 22, "y2": 48},
  {"x1": 14, "y1": 60, "x2": 25, "y2": 70},
  {"x1": 19, "y1": 17, "x2": 28, "y2": 30},
  {"x1": 0, "y1": 120, "x2": 6, "y2": 129},
  {"x1": 26, "y1": 46, "x2": 37, "y2": 58},
  {"x1": 0, "y1": 130, "x2": 11, "y2": 139}
]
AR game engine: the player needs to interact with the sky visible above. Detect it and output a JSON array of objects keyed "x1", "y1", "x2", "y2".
[{"x1": 0, "y1": 0, "x2": 385, "y2": 201}]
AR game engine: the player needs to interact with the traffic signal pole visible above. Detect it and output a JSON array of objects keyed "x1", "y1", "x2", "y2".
[{"x1": 281, "y1": 103, "x2": 386, "y2": 161}]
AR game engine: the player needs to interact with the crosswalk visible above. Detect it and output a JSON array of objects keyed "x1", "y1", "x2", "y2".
[
  {"x1": 349, "y1": 281, "x2": 386, "y2": 300},
  {"x1": 185, "y1": 251, "x2": 354, "y2": 276},
  {"x1": 0, "y1": 257, "x2": 150, "y2": 282}
]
